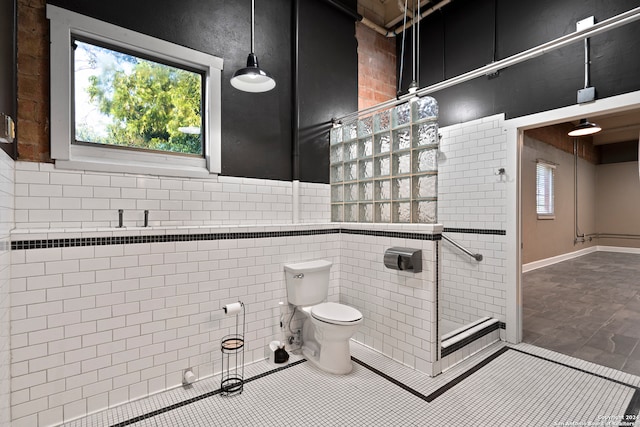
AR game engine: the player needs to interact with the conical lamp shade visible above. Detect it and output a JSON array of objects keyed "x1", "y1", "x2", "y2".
[
  {"x1": 231, "y1": 53, "x2": 276, "y2": 93},
  {"x1": 568, "y1": 118, "x2": 601, "y2": 137}
]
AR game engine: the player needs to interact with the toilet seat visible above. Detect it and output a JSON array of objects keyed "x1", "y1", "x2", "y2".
[{"x1": 310, "y1": 302, "x2": 362, "y2": 325}]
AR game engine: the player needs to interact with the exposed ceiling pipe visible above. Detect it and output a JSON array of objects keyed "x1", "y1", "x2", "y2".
[
  {"x1": 335, "y1": 4, "x2": 640, "y2": 122},
  {"x1": 321, "y1": 0, "x2": 449, "y2": 38},
  {"x1": 321, "y1": 0, "x2": 395, "y2": 37},
  {"x1": 387, "y1": 0, "x2": 432, "y2": 29},
  {"x1": 392, "y1": 0, "x2": 451, "y2": 36}
]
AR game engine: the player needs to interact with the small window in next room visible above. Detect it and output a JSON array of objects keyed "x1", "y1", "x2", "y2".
[
  {"x1": 536, "y1": 160, "x2": 555, "y2": 219},
  {"x1": 47, "y1": 5, "x2": 223, "y2": 177}
]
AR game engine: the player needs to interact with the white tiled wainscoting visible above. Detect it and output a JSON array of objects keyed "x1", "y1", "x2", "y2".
[
  {"x1": 0, "y1": 149, "x2": 15, "y2": 427},
  {"x1": 437, "y1": 115, "x2": 507, "y2": 327},
  {"x1": 14, "y1": 162, "x2": 330, "y2": 229},
  {"x1": 10, "y1": 224, "x2": 341, "y2": 426}
]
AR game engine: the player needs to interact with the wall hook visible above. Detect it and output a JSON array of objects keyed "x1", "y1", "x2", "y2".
[{"x1": 496, "y1": 168, "x2": 505, "y2": 175}]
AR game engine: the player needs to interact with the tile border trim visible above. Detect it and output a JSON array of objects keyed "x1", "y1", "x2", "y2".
[
  {"x1": 109, "y1": 359, "x2": 307, "y2": 427},
  {"x1": 10, "y1": 227, "x2": 458, "y2": 250},
  {"x1": 443, "y1": 227, "x2": 506, "y2": 236}
]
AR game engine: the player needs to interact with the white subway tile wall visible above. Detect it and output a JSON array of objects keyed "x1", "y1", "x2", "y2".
[
  {"x1": 339, "y1": 223, "x2": 440, "y2": 375},
  {"x1": 0, "y1": 149, "x2": 14, "y2": 427},
  {"x1": 13, "y1": 163, "x2": 331, "y2": 229},
  {"x1": 10, "y1": 224, "x2": 341, "y2": 426},
  {"x1": 437, "y1": 115, "x2": 507, "y2": 325}
]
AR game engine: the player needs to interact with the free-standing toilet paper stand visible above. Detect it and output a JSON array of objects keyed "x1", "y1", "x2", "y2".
[{"x1": 221, "y1": 301, "x2": 245, "y2": 396}]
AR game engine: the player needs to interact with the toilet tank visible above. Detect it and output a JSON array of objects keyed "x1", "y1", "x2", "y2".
[{"x1": 284, "y1": 259, "x2": 332, "y2": 306}]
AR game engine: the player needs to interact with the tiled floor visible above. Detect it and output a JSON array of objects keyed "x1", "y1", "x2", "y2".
[
  {"x1": 64, "y1": 341, "x2": 640, "y2": 427},
  {"x1": 523, "y1": 251, "x2": 640, "y2": 376}
]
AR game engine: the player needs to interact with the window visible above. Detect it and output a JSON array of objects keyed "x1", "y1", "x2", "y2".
[
  {"x1": 536, "y1": 160, "x2": 555, "y2": 218},
  {"x1": 48, "y1": 5, "x2": 223, "y2": 177}
]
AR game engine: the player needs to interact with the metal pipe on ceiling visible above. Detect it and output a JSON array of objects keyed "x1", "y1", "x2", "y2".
[{"x1": 335, "y1": 4, "x2": 640, "y2": 122}]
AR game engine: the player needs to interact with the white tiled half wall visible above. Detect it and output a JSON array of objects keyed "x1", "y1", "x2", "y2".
[
  {"x1": 437, "y1": 114, "x2": 507, "y2": 326},
  {"x1": 0, "y1": 149, "x2": 14, "y2": 427},
  {"x1": 339, "y1": 223, "x2": 440, "y2": 376},
  {"x1": 14, "y1": 162, "x2": 330, "y2": 229},
  {"x1": 10, "y1": 224, "x2": 341, "y2": 426}
]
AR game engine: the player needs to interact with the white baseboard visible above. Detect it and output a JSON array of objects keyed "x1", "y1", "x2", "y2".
[
  {"x1": 597, "y1": 245, "x2": 640, "y2": 254},
  {"x1": 522, "y1": 246, "x2": 597, "y2": 272},
  {"x1": 523, "y1": 245, "x2": 640, "y2": 272}
]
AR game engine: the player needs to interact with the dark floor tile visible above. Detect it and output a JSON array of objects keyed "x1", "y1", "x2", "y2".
[
  {"x1": 622, "y1": 358, "x2": 640, "y2": 376},
  {"x1": 584, "y1": 331, "x2": 639, "y2": 357},
  {"x1": 523, "y1": 252, "x2": 640, "y2": 376}
]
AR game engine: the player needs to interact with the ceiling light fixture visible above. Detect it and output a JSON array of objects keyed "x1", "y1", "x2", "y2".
[
  {"x1": 230, "y1": 0, "x2": 276, "y2": 93},
  {"x1": 568, "y1": 118, "x2": 602, "y2": 137}
]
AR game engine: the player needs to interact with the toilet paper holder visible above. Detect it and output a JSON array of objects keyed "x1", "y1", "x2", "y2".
[{"x1": 383, "y1": 247, "x2": 422, "y2": 273}]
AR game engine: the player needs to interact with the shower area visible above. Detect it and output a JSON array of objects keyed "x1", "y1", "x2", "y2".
[{"x1": 329, "y1": 98, "x2": 507, "y2": 373}]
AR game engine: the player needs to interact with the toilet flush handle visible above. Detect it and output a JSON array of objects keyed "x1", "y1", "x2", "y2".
[{"x1": 293, "y1": 273, "x2": 304, "y2": 279}]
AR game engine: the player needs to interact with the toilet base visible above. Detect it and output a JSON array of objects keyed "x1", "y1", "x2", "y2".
[{"x1": 302, "y1": 342, "x2": 354, "y2": 375}]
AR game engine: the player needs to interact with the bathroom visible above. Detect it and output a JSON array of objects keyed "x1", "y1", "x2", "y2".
[{"x1": 2, "y1": 0, "x2": 640, "y2": 426}]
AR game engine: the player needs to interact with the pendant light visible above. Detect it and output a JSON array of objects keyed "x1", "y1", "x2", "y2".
[
  {"x1": 230, "y1": 0, "x2": 276, "y2": 93},
  {"x1": 568, "y1": 118, "x2": 602, "y2": 137}
]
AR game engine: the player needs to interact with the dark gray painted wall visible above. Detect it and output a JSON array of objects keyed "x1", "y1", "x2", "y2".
[
  {"x1": 47, "y1": 0, "x2": 358, "y2": 182},
  {"x1": 397, "y1": 0, "x2": 640, "y2": 127},
  {"x1": 0, "y1": 0, "x2": 16, "y2": 158}
]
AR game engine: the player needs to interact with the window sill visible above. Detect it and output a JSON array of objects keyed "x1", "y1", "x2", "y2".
[
  {"x1": 537, "y1": 215, "x2": 555, "y2": 220},
  {"x1": 55, "y1": 157, "x2": 212, "y2": 179}
]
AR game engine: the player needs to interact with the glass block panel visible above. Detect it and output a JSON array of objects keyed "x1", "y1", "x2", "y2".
[
  {"x1": 412, "y1": 96, "x2": 438, "y2": 122},
  {"x1": 413, "y1": 122, "x2": 438, "y2": 147},
  {"x1": 393, "y1": 152, "x2": 411, "y2": 176},
  {"x1": 375, "y1": 133, "x2": 391, "y2": 154},
  {"x1": 344, "y1": 203, "x2": 358, "y2": 222},
  {"x1": 359, "y1": 181, "x2": 373, "y2": 201},
  {"x1": 392, "y1": 103, "x2": 411, "y2": 128},
  {"x1": 330, "y1": 145, "x2": 343, "y2": 164},
  {"x1": 358, "y1": 137, "x2": 373, "y2": 158},
  {"x1": 392, "y1": 177, "x2": 411, "y2": 200},
  {"x1": 392, "y1": 127, "x2": 411, "y2": 151},
  {"x1": 331, "y1": 184, "x2": 344, "y2": 202},
  {"x1": 374, "y1": 110, "x2": 390, "y2": 133},
  {"x1": 358, "y1": 116, "x2": 373, "y2": 137},
  {"x1": 413, "y1": 200, "x2": 437, "y2": 223},
  {"x1": 413, "y1": 148, "x2": 437, "y2": 173},
  {"x1": 393, "y1": 202, "x2": 411, "y2": 223},
  {"x1": 375, "y1": 179, "x2": 391, "y2": 200},
  {"x1": 331, "y1": 204, "x2": 343, "y2": 222},
  {"x1": 375, "y1": 202, "x2": 391, "y2": 222},
  {"x1": 412, "y1": 174, "x2": 437, "y2": 199},
  {"x1": 359, "y1": 203, "x2": 373, "y2": 222},
  {"x1": 358, "y1": 159, "x2": 373, "y2": 180},
  {"x1": 343, "y1": 121, "x2": 358, "y2": 141},
  {"x1": 344, "y1": 183, "x2": 358, "y2": 202},
  {"x1": 330, "y1": 164, "x2": 343, "y2": 183},
  {"x1": 344, "y1": 141, "x2": 358, "y2": 161},
  {"x1": 344, "y1": 162, "x2": 357, "y2": 182},
  {"x1": 330, "y1": 126, "x2": 343, "y2": 145},
  {"x1": 374, "y1": 155, "x2": 390, "y2": 177}
]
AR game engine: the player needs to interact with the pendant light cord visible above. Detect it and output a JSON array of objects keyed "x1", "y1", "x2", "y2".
[
  {"x1": 251, "y1": 0, "x2": 255, "y2": 53},
  {"x1": 397, "y1": 0, "x2": 409, "y2": 94},
  {"x1": 416, "y1": 0, "x2": 420, "y2": 88}
]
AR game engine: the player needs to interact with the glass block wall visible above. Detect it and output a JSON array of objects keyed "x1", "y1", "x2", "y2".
[{"x1": 330, "y1": 96, "x2": 439, "y2": 223}]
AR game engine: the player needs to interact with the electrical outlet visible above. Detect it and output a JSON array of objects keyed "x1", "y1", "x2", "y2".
[{"x1": 0, "y1": 113, "x2": 15, "y2": 143}]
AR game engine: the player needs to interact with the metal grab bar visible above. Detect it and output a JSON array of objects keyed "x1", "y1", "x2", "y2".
[{"x1": 442, "y1": 234, "x2": 483, "y2": 262}]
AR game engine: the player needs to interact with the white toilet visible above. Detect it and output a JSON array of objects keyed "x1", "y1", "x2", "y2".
[{"x1": 284, "y1": 259, "x2": 363, "y2": 374}]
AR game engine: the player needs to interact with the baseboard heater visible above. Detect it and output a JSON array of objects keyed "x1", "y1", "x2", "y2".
[{"x1": 441, "y1": 317, "x2": 500, "y2": 358}]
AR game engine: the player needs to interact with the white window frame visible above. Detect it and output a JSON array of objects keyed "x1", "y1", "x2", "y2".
[
  {"x1": 536, "y1": 160, "x2": 555, "y2": 219},
  {"x1": 47, "y1": 5, "x2": 223, "y2": 177}
]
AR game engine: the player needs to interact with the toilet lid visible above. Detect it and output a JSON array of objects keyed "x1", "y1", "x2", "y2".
[{"x1": 311, "y1": 302, "x2": 362, "y2": 325}]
